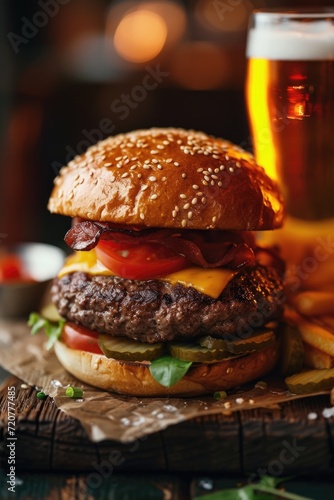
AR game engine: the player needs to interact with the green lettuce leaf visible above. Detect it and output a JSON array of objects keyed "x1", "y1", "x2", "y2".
[
  {"x1": 149, "y1": 356, "x2": 192, "y2": 387},
  {"x1": 28, "y1": 312, "x2": 65, "y2": 350}
]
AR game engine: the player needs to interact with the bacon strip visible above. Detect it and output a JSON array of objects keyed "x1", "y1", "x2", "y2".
[{"x1": 64, "y1": 221, "x2": 262, "y2": 269}]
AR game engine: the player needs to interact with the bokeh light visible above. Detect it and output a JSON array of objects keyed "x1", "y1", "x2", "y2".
[{"x1": 113, "y1": 9, "x2": 168, "y2": 63}]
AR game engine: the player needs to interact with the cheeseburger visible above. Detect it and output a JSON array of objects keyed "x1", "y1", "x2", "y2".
[{"x1": 48, "y1": 128, "x2": 285, "y2": 396}]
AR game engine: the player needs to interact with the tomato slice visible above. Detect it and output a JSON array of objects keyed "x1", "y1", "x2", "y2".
[
  {"x1": 95, "y1": 241, "x2": 188, "y2": 280},
  {"x1": 61, "y1": 323, "x2": 103, "y2": 354}
]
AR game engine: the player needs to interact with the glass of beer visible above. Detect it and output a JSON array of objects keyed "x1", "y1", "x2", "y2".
[{"x1": 246, "y1": 9, "x2": 334, "y2": 221}]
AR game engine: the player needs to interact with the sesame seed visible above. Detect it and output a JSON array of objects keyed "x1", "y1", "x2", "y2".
[
  {"x1": 225, "y1": 154, "x2": 230, "y2": 160},
  {"x1": 208, "y1": 168, "x2": 213, "y2": 173},
  {"x1": 166, "y1": 158, "x2": 173, "y2": 163},
  {"x1": 183, "y1": 203, "x2": 190, "y2": 209},
  {"x1": 144, "y1": 159, "x2": 150, "y2": 164},
  {"x1": 182, "y1": 173, "x2": 187, "y2": 179},
  {"x1": 211, "y1": 174, "x2": 218, "y2": 180},
  {"x1": 229, "y1": 167, "x2": 234, "y2": 173},
  {"x1": 212, "y1": 216, "x2": 217, "y2": 223},
  {"x1": 174, "y1": 205, "x2": 179, "y2": 212},
  {"x1": 197, "y1": 168, "x2": 203, "y2": 173},
  {"x1": 181, "y1": 219, "x2": 187, "y2": 227},
  {"x1": 192, "y1": 197, "x2": 198, "y2": 205},
  {"x1": 116, "y1": 163, "x2": 123, "y2": 168},
  {"x1": 204, "y1": 175, "x2": 210, "y2": 182},
  {"x1": 188, "y1": 211, "x2": 193, "y2": 219},
  {"x1": 140, "y1": 213, "x2": 145, "y2": 220},
  {"x1": 203, "y1": 170, "x2": 209, "y2": 175},
  {"x1": 115, "y1": 156, "x2": 122, "y2": 161},
  {"x1": 220, "y1": 165, "x2": 225, "y2": 170},
  {"x1": 142, "y1": 185, "x2": 148, "y2": 190},
  {"x1": 236, "y1": 397, "x2": 244, "y2": 404},
  {"x1": 210, "y1": 180, "x2": 215, "y2": 186},
  {"x1": 152, "y1": 159, "x2": 158, "y2": 164},
  {"x1": 180, "y1": 194, "x2": 186, "y2": 199},
  {"x1": 192, "y1": 184, "x2": 199, "y2": 190},
  {"x1": 157, "y1": 145, "x2": 164, "y2": 150},
  {"x1": 172, "y1": 210, "x2": 177, "y2": 217},
  {"x1": 201, "y1": 197, "x2": 206, "y2": 204},
  {"x1": 137, "y1": 173, "x2": 142, "y2": 179},
  {"x1": 124, "y1": 159, "x2": 130, "y2": 164},
  {"x1": 218, "y1": 182, "x2": 223, "y2": 187},
  {"x1": 202, "y1": 180, "x2": 208, "y2": 186},
  {"x1": 212, "y1": 154, "x2": 219, "y2": 159},
  {"x1": 157, "y1": 164, "x2": 163, "y2": 170},
  {"x1": 197, "y1": 191, "x2": 203, "y2": 196},
  {"x1": 149, "y1": 176, "x2": 157, "y2": 182},
  {"x1": 121, "y1": 172, "x2": 128, "y2": 178},
  {"x1": 105, "y1": 162, "x2": 112, "y2": 167},
  {"x1": 236, "y1": 161, "x2": 241, "y2": 168},
  {"x1": 162, "y1": 176, "x2": 167, "y2": 181},
  {"x1": 163, "y1": 140, "x2": 169, "y2": 145},
  {"x1": 150, "y1": 194, "x2": 158, "y2": 200},
  {"x1": 150, "y1": 150, "x2": 158, "y2": 154}
]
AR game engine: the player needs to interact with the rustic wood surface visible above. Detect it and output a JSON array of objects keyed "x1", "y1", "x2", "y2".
[
  {"x1": 1, "y1": 374, "x2": 333, "y2": 478},
  {"x1": 1, "y1": 372, "x2": 334, "y2": 500}
]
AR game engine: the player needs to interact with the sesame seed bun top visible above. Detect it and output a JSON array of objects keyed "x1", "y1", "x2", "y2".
[{"x1": 48, "y1": 128, "x2": 284, "y2": 230}]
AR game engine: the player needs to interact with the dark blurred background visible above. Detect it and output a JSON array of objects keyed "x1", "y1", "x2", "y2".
[{"x1": 1, "y1": 0, "x2": 332, "y2": 248}]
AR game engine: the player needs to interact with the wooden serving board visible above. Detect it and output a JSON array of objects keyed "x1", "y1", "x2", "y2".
[{"x1": 1, "y1": 374, "x2": 333, "y2": 476}]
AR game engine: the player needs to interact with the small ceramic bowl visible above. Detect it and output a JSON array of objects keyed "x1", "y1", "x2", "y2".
[{"x1": 0, "y1": 243, "x2": 65, "y2": 318}]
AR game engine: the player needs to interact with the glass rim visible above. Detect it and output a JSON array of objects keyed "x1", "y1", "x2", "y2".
[{"x1": 252, "y1": 8, "x2": 334, "y2": 19}]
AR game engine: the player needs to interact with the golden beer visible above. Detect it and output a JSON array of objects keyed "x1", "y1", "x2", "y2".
[{"x1": 246, "y1": 12, "x2": 334, "y2": 220}]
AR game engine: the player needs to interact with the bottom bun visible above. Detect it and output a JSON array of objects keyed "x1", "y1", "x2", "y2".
[{"x1": 54, "y1": 340, "x2": 279, "y2": 397}]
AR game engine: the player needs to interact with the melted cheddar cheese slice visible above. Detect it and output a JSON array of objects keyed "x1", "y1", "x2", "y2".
[{"x1": 58, "y1": 250, "x2": 236, "y2": 299}]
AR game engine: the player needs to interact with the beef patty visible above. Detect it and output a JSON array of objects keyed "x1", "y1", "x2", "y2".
[{"x1": 52, "y1": 264, "x2": 284, "y2": 343}]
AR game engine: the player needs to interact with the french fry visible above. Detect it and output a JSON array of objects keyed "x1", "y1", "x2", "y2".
[
  {"x1": 303, "y1": 342, "x2": 334, "y2": 369},
  {"x1": 291, "y1": 291, "x2": 334, "y2": 316},
  {"x1": 288, "y1": 314, "x2": 334, "y2": 357}
]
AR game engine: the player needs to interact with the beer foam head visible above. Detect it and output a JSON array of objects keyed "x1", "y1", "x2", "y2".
[{"x1": 247, "y1": 13, "x2": 334, "y2": 60}]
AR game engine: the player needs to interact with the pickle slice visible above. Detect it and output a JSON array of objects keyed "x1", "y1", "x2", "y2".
[
  {"x1": 199, "y1": 330, "x2": 275, "y2": 355},
  {"x1": 227, "y1": 330, "x2": 275, "y2": 355},
  {"x1": 169, "y1": 342, "x2": 230, "y2": 363},
  {"x1": 40, "y1": 303, "x2": 64, "y2": 322},
  {"x1": 198, "y1": 336, "x2": 227, "y2": 350},
  {"x1": 285, "y1": 367, "x2": 334, "y2": 394},
  {"x1": 98, "y1": 334, "x2": 165, "y2": 361},
  {"x1": 280, "y1": 323, "x2": 304, "y2": 376}
]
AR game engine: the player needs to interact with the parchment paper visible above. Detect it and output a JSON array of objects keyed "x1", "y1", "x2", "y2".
[{"x1": 0, "y1": 319, "x2": 330, "y2": 443}]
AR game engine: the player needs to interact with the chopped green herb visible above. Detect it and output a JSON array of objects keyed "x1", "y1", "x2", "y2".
[
  {"x1": 28, "y1": 312, "x2": 65, "y2": 350},
  {"x1": 195, "y1": 475, "x2": 312, "y2": 500},
  {"x1": 213, "y1": 391, "x2": 227, "y2": 400},
  {"x1": 36, "y1": 391, "x2": 47, "y2": 400},
  {"x1": 65, "y1": 386, "x2": 83, "y2": 399},
  {"x1": 149, "y1": 356, "x2": 192, "y2": 387}
]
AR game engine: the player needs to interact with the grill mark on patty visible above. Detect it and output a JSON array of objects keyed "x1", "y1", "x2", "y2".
[{"x1": 51, "y1": 265, "x2": 283, "y2": 343}]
